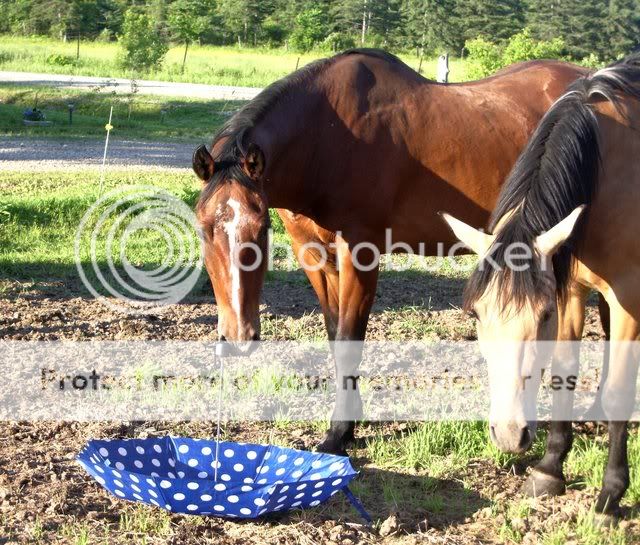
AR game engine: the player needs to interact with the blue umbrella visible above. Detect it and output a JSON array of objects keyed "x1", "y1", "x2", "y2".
[{"x1": 77, "y1": 437, "x2": 370, "y2": 521}]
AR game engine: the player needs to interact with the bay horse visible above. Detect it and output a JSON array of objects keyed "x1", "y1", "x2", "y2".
[
  {"x1": 192, "y1": 48, "x2": 587, "y2": 454},
  {"x1": 441, "y1": 52, "x2": 640, "y2": 519}
]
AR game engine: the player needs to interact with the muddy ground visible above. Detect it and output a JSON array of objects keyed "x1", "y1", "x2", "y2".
[{"x1": 0, "y1": 273, "x2": 631, "y2": 545}]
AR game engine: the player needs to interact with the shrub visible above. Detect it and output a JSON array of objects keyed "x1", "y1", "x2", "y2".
[
  {"x1": 289, "y1": 7, "x2": 326, "y2": 53},
  {"x1": 96, "y1": 28, "x2": 114, "y2": 43},
  {"x1": 578, "y1": 53, "x2": 605, "y2": 69},
  {"x1": 365, "y1": 33, "x2": 388, "y2": 49},
  {"x1": 46, "y1": 53, "x2": 76, "y2": 66},
  {"x1": 118, "y1": 9, "x2": 168, "y2": 72},
  {"x1": 262, "y1": 17, "x2": 286, "y2": 47},
  {"x1": 466, "y1": 28, "x2": 566, "y2": 79},
  {"x1": 465, "y1": 37, "x2": 502, "y2": 79},
  {"x1": 502, "y1": 28, "x2": 564, "y2": 66},
  {"x1": 321, "y1": 32, "x2": 356, "y2": 53}
]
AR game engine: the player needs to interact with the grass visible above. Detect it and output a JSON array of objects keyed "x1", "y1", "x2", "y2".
[
  {"x1": 0, "y1": 83, "x2": 243, "y2": 140},
  {"x1": 3, "y1": 170, "x2": 640, "y2": 543},
  {"x1": 59, "y1": 521, "x2": 91, "y2": 545},
  {"x1": 118, "y1": 505, "x2": 172, "y2": 537},
  {"x1": 0, "y1": 170, "x2": 292, "y2": 291},
  {"x1": 566, "y1": 427, "x2": 640, "y2": 504},
  {"x1": 0, "y1": 36, "x2": 470, "y2": 87},
  {"x1": 0, "y1": 170, "x2": 200, "y2": 284},
  {"x1": 541, "y1": 508, "x2": 629, "y2": 545},
  {"x1": 0, "y1": 169, "x2": 468, "y2": 300}
]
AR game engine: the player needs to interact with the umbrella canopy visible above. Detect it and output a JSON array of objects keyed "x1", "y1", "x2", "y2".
[{"x1": 78, "y1": 437, "x2": 362, "y2": 518}]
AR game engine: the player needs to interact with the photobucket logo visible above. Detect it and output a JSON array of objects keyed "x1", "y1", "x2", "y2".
[
  {"x1": 74, "y1": 186, "x2": 203, "y2": 314},
  {"x1": 228, "y1": 228, "x2": 536, "y2": 274}
]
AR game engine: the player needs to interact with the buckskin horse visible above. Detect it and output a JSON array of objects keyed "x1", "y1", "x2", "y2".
[
  {"x1": 441, "y1": 52, "x2": 640, "y2": 520},
  {"x1": 192, "y1": 48, "x2": 587, "y2": 454}
]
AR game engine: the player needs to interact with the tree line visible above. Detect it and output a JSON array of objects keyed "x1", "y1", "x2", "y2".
[{"x1": 1, "y1": 0, "x2": 639, "y2": 62}]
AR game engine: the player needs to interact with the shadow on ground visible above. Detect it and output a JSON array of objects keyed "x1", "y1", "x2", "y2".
[{"x1": 1, "y1": 265, "x2": 468, "y2": 313}]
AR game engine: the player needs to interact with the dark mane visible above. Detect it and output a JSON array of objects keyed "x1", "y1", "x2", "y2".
[
  {"x1": 464, "y1": 51, "x2": 640, "y2": 311},
  {"x1": 196, "y1": 49, "x2": 404, "y2": 215}
]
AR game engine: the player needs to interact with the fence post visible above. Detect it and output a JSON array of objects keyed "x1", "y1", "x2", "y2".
[{"x1": 437, "y1": 53, "x2": 450, "y2": 83}]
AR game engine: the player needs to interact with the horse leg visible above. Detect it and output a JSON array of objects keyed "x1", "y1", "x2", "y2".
[
  {"x1": 289, "y1": 236, "x2": 340, "y2": 340},
  {"x1": 277, "y1": 210, "x2": 340, "y2": 340},
  {"x1": 584, "y1": 293, "x2": 611, "y2": 420},
  {"x1": 522, "y1": 283, "x2": 589, "y2": 497},
  {"x1": 594, "y1": 295, "x2": 638, "y2": 518},
  {"x1": 317, "y1": 235, "x2": 379, "y2": 455}
]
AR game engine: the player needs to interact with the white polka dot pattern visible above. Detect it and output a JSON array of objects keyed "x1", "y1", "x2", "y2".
[{"x1": 77, "y1": 438, "x2": 357, "y2": 518}]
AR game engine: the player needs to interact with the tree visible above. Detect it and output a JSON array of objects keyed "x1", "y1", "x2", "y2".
[
  {"x1": 290, "y1": 6, "x2": 327, "y2": 52},
  {"x1": 605, "y1": 0, "x2": 640, "y2": 58},
  {"x1": 526, "y1": 0, "x2": 567, "y2": 42},
  {"x1": 403, "y1": 0, "x2": 465, "y2": 55},
  {"x1": 365, "y1": 0, "x2": 404, "y2": 47},
  {"x1": 528, "y1": 0, "x2": 609, "y2": 60},
  {"x1": 329, "y1": 0, "x2": 365, "y2": 43},
  {"x1": 216, "y1": 0, "x2": 274, "y2": 46},
  {"x1": 457, "y1": 0, "x2": 525, "y2": 43},
  {"x1": 563, "y1": 0, "x2": 607, "y2": 59},
  {"x1": 118, "y1": 8, "x2": 168, "y2": 72},
  {"x1": 167, "y1": 0, "x2": 213, "y2": 72}
]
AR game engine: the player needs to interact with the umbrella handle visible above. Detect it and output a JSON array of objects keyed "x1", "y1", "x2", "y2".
[
  {"x1": 342, "y1": 487, "x2": 372, "y2": 525},
  {"x1": 213, "y1": 343, "x2": 225, "y2": 482}
]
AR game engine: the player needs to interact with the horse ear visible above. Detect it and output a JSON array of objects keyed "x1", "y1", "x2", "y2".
[
  {"x1": 535, "y1": 206, "x2": 586, "y2": 256},
  {"x1": 244, "y1": 143, "x2": 265, "y2": 180},
  {"x1": 193, "y1": 145, "x2": 215, "y2": 181},
  {"x1": 439, "y1": 212, "x2": 495, "y2": 257}
]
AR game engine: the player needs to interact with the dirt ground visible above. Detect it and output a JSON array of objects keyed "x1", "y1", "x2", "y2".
[{"x1": 0, "y1": 273, "x2": 630, "y2": 545}]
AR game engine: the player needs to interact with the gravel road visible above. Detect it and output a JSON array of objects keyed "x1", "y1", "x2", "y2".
[
  {"x1": 0, "y1": 71, "x2": 263, "y2": 100},
  {"x1": 1, "y1": 71, "x2": 261, "y2": 171},
  {"x1": 0, "y1": 136, "x2": 197, "y2": 171}
]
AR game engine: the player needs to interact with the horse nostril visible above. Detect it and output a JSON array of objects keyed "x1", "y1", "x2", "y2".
[{"x1": 518, "y1": 426, "x2": 531, "y2": 451}]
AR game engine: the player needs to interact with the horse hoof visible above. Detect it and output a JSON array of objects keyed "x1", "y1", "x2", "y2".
[
  {"x1": 593, "y1": 513, "x2": 619, "y2": 528},
  {"x1": 521, "y1": 470, "x2": 566, "y2": 498},
  {"x1": 315, "y1": 438, "x2": 348, "y2": 457}
]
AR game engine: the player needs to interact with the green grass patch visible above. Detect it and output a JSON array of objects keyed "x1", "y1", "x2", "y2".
[
  {"x1": 541, "y1": 507, "x2": 629, "y2": 545},
  {"x1": 118, "y1": 504, "x2": 172, "y2": 537},
  {"x1": 0, "y1": 84, "x2": 243, "y2": 140},
  {"x1": 0, "y1": 170, "x2": 198, "y2": 283},
  {"x1": 367, "y1": 421, "x2": 488, "y2": 476},
  {"x1": 0, "y1": 170, "x2": 289, "y2": 292},
  {"x1": 566, "y1": 426, "x2": 640, "y2": 504},
  {"x1": 0, "y1": 36, "x2": 470, "y2": 87}
]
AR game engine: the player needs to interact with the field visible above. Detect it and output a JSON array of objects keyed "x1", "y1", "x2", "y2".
[
  {"x1": 0, "y1": 36, "x2": 470, "y2": 87},
  {"x1": 1, "y1": 169, "x2": 639, "y2": 544},
  {"x1": 0, "y1": 35, "x2": 466, "y2": 143},
  {"x1": 0, "y1": 84, "x2": 242, "y2": 141},
  {"x1": 1, "y1": 36, "x2": 638, "y2": 545}
]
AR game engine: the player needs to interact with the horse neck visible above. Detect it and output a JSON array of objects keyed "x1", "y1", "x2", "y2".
[{"x1": 251, "y1": 98, "x2": 319, "y2": 211}]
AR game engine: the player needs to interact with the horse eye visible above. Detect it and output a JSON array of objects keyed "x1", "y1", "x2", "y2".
[
  {"x1": 467, "y1": 310, "x2": 478, "y2": 320},
  {"x1": 540, "y1": 310, "x2": 552, "y2": 324}
]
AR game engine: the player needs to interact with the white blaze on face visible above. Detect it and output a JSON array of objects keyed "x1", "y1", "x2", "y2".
[{"x1": 224, "y1": 198, "x2": 242, "y2": 336}]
